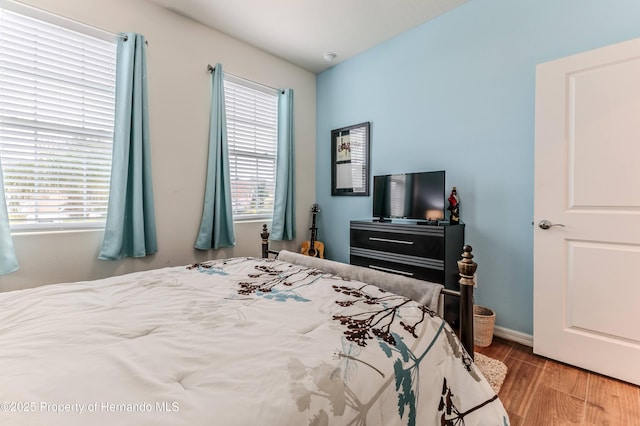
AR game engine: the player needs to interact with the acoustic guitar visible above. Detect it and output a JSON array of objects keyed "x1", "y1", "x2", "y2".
[{"x1": 300, "y1": 204, "x2": 325, "y2": 258}]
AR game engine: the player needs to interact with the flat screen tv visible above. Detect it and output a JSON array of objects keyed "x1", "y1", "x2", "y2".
[{"x1": 372, "y1": 171, "x2": 445, "y2": 222}]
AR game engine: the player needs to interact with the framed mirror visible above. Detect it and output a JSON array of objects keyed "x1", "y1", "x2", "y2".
[{"x1": 331, "y1": 122, "x2": 370, "y2": 196}]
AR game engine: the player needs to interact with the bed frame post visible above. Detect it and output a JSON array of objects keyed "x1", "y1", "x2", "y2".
[
  {"x1": 458, "y1": 245, "x2": 477, "y2": 359},
  {"x1": 261, "y1": 224, "x2": 270, "y2": 258}
]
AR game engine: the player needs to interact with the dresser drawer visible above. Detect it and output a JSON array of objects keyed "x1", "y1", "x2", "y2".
[
  {"x1": 350, "y1": 227, "x2": 444, "y2": 258},
  {"x1": 350, "y1": 253, "x2": 443, "y2": 283}
]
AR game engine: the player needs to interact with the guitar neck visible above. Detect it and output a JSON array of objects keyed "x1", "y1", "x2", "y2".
[{"x1": 309, "y1": 213, "x2": 318, "y2": 246}]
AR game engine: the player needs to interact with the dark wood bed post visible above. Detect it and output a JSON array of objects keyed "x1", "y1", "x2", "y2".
[
  {"x1": 457, "y1": 245, "x2": 477, "y2": 359},
  {"x1": 261, "y1": 224, "x2": 270, "y2": 258}
]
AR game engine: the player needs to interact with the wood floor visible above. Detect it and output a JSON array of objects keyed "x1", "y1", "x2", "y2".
[{"x1": 475, "y1": 337, "x2": 640, "y2": 425}]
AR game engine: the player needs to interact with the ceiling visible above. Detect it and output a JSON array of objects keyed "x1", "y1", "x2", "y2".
[{"x1": 148, "y1": 0, "x2": 468, "y2": 74}]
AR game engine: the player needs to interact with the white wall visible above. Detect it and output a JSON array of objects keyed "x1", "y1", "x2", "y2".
[{"x1": 2, "y1": 0, "x2": 316, "y2": 291}]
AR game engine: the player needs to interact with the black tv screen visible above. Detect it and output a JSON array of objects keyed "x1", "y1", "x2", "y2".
[{"x1": 373, "y1": 171, "x2": 445, "y2": 221}]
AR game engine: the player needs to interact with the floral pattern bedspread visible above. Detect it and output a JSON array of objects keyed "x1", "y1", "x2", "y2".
[{"x1": 0, "y1": 257, "x2": 509, "y2": 425}]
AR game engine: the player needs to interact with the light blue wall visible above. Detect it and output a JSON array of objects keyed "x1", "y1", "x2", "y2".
[{"x1": 316, "y1": 0, "x2": 640, "y2": 335}]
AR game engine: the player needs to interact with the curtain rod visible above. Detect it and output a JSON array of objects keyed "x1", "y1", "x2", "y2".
[
  {"x1": 0, "y1": 0, "x2": 138, "y2": 43},
  {"x1": 207, "y1": 64, "x2": 284, "y2": 94}
]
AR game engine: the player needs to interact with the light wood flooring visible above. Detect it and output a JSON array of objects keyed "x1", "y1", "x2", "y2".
[{"x1": 475, "y1": 337, "x2": 640, "y2": 425}]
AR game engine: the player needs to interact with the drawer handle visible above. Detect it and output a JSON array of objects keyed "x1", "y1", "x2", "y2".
[
  {"x1": 369, "y1": 265, "x2": 414, "y2": 276},
  {"x1": 369, "y1": 237, "x2": 414, "y2": 245}
]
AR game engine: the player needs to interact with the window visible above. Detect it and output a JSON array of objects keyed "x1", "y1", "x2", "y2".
[
  {"x1": 224, "y1": 75, "x2": 278, "y2": 220},
  {"x1": 0, "y1": 6, "x2": 117, "y2": 230}
]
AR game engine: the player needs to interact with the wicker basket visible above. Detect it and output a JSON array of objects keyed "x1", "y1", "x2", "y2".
[{"x1": 473, "y1": 305, "x2": 495, "y2": 347}]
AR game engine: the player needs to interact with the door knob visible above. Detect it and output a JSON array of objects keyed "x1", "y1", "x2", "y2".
[{"x1": 538, "y1": 219, "x2": 565, "y2": 230}]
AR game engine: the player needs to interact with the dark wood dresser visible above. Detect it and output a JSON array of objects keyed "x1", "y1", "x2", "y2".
[{"x1": 349, "y1": 220, "x2": 465, "y2": 326}]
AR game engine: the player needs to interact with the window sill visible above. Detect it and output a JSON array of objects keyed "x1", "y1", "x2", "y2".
[{"x1": 11, "y1": 226, "x2": 104, "y2": 237}]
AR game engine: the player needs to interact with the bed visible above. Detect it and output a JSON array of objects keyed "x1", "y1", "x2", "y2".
[{"x1": 0, "y1": 227, "x2": 509, "y2": 425}]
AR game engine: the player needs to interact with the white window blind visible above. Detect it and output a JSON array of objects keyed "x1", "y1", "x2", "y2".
[
  {"x1": 224, "y1": 75, "x2": 278, "y2": 220},
  {"x1": 0, "y1": 7, "x2": 116, "y2": 230}
]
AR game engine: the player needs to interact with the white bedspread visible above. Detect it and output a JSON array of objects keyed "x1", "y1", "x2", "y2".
[{"x1": 0, "y1": 257, "x2": 509, "y2": 425}]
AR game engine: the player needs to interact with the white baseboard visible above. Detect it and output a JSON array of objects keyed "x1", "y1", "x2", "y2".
[{"x1": 493, "y1": 325, "x2": 533, "y2": 347}]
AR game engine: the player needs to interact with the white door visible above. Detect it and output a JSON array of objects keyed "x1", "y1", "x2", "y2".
[{"x1": 534, "y1": 38, "x2": 640, "y2": 386}]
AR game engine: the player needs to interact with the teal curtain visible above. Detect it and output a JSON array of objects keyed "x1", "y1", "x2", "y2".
[
  {"x1": 99, "y1": 33, "x2": 157, "y2": 260},
  {"x1": 271, "y1": 89, "x2": 295, "y2": 241},
  {"x1": 195, "y1": 63, "x2": 235, "y2": 250},
  {"x1": 0, "y1": 160, "x2": 18, "y2": 275}
]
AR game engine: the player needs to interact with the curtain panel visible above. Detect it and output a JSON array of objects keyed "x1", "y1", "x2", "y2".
[
  {"x1": 99, "y1": 33, "x2": 157, "y2": 260},
  {"x1": 271, "y1": 89, "x2": 296, "y2": 241},
  {"x1": 195, "y1": 63, "x2": 235, "y2": 250},
  {"x1": 0, "y1": 161, "x2": 18, "y2": 275}
]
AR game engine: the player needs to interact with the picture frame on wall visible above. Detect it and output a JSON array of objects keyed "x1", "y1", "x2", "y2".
[{"x1": 331, "y1": 122, "x2": 370, "y2": 196}]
